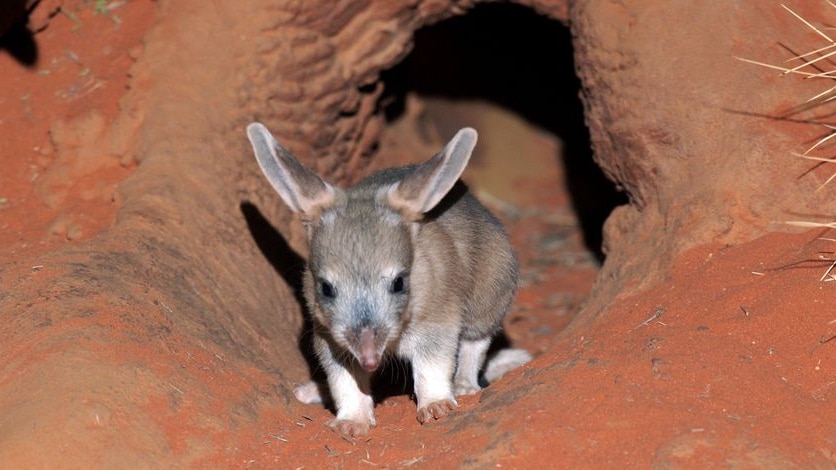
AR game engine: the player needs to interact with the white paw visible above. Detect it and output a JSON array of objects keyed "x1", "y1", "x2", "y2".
[
  {"x1": 483, "y1": 348, "x2": 532, "y2": 384},
  {"x1": 453, "y1": 381, "x2": 482, "y2": 396},
  {"x1": 328, "y1": 417, "x2": 375, "y2": 439},
  {"x1": 293, "y1": 380, "x2": 323, "y2": 404},
  {"x1": 416, "y1": 398, "x2": 458, "y2": 424}
]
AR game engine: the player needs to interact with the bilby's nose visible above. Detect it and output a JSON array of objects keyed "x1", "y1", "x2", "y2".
[{"x1": 358, "y1": 328, "x2": 379, "y2": 371}]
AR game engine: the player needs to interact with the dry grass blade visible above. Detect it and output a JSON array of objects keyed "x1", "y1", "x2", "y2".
[
  {"x1": 741, "y1": 4, "x2": 836, "y2": 177},
  {"x1": 782, "y1": 3, "x2": 834, "y2": 43},
  {"x1": 786, "y1": 41, "x2": 836, "y2": 63},
  {"x1": 786, "y1": 221, "x2": 836, "y2": 228},
  {"x1": 784, "y1": 46, "x2": 836, "y2": 75},
  {"x1": 820, "y1": 259, "x2": 836, "y2": 281},
  {"x1": 805, "y1": 78, "x2": 835, "y2": 102},
  {"x1": 817, "y1": 170, "x2": 836, "y2": 190},
  {"x1": 743, "y1": 3, "x2": 836, "y2": 280},
  {"x1": 734, "y1": 56, "x2": 823, "y2": 77}
]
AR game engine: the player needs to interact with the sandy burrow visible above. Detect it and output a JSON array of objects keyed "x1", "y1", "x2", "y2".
[{"x1": 2, "y1": 0, "x2": 836, "y2": 466}]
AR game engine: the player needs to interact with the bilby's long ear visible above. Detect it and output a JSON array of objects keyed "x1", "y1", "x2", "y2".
[
  {"x1": 246, "y1": 122, "x2": 336, "y2": 216},
  {"x1": 388, "y1": 127, "x2": 477, "y2": 216}
]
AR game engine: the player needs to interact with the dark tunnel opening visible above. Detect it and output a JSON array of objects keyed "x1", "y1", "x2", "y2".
[{"x1": 379, "y1": 2, "x2": 626, "y2": 262}]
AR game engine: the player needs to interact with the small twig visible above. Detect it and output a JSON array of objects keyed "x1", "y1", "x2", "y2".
[
  {"x1": 739, "y1": 305, "x2": 750, "y2": 317},
  {"x1": 59, "y1": 8, "x2": 83, "y2": 31},
  {"x1": 820, "y1": 333, "x2": 836, "y2": 344},
  {"x1": 65, "y1": 49, "x2": 82, "y2": 65},
  {"x1": 268, "y1": 433, "x2": 288, "y2": 443},
  {"x1": 324, "y1": 444, "x2": 339, "y2": 457},
  {"x1": 819, "y1": 259, "x2": 836, "y2": 282},
  {"x1": 782, "y1": 4, "x2": 834, "y2": 43},
  {"x1": 787, "y1": 221, "x2": 836, "y2": 229},
  {"x1": 635, "y1": 307, "x2": 665, "y2": 329},
  {"x1": 399, "y1": 456, "x2": 424, "y2": 466}
]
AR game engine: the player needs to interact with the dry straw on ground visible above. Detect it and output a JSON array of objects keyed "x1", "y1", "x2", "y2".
[
  {"x1": 738, "y1": 3, "x2": 836, "y2": 279},
  {"x1": 738, "y1": 3, "x2": 836, "y2": 190}
]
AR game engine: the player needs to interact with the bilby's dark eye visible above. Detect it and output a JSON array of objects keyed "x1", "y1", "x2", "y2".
[
  {"x1": 319, "y1": 279, "x2": 336, "y2": 299},
  {"x1": 390, "y1": 275, "x2": 406, "y2": 294}
]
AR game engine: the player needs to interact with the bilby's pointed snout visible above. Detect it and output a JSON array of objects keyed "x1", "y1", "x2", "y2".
[{"x1": 358, "y1": 328, "x2": 380, "y2": 371}]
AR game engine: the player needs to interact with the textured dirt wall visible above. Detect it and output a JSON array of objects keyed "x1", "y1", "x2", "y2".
[
  {"x1": 572, "y1": 1, "x2": 836, "y2": 319},
  {"x1": 2, "y1": 0, "x2": 573, "y2": 464},
  {"x1": 4, "y1": 0, "x2": 836, "y2": 467}
]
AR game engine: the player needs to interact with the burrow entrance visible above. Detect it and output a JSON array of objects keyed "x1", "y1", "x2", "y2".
[{"x1": 371, "y1": 3, "x2": 626, "y2": 355}]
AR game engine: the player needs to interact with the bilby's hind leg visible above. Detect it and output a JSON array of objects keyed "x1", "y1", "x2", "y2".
[
  {"x1": 453, "y1": 337, "x2": 491, "y2": 396},
  {"x1": 483, "y1": 348, "x2": 533, "y2": 384},
  {"x1": 293, "y1": 380, "x2": 323, "y2": 404}
]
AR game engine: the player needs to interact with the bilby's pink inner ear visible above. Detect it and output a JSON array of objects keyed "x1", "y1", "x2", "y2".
[
  {"x1": 246, "y1": 122, "x2": 338, "y2": 216},
  {"x1": 388, "y1": 127, "x2": 478, "y2": 216}
]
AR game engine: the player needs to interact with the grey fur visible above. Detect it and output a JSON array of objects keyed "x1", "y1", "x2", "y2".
[{"x1": 246, "y1": 123, "x2": 520, "y2": 438}]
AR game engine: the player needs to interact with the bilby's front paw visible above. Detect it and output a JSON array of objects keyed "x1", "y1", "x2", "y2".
[
  {"x1": 416, "y1": 398, "x2": 458, "y2": 424},
  {"x1": 453, "y1": 380, "x2": 482, "y2": 396},
  {"x1": 328, "y1": 418, "x2": 374, "y2": 440}
]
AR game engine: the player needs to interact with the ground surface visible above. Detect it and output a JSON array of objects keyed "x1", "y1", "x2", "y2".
[{"x1": 1, "y1": 1, "x2": 836, "y2": 468}]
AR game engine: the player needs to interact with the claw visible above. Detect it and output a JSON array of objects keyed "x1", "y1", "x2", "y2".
[
  {"x1": 327, "y1": 418, "x2": 372, "y2": 440},
  {"x1": 416, "y1": 399, "x2": 458, "y2": 424}
]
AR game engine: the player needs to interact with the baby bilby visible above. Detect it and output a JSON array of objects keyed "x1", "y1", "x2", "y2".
[{"x1": 246, "y1": 123, "x2": 529, "y2": 438}]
